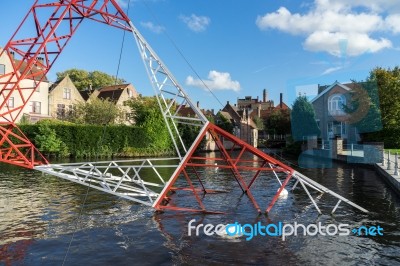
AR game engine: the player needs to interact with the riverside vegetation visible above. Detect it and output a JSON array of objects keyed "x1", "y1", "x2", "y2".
[
  {"x1": 20, "y1": 96, "x2": 186, "y2": 158},
  {"x1": 21, "y1": 120, "x2": 174, "y2": 158}
]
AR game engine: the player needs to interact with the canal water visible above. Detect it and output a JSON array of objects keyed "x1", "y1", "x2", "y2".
[{"x1": 0, "y1": 154, "x2": 400, "y2": 265}]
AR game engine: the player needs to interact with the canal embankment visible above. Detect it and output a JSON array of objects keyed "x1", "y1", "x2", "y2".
[
  {"x1": 374, "y1": 151, "x2": 400, "y2": 197},
  {"x1": 272, "y1": 138, "x2": 400, "y2": 196}
]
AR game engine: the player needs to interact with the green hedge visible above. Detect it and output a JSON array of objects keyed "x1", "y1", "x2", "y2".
[{"x1": 20, "y1": 120, "x2": 173, "y2": 158}]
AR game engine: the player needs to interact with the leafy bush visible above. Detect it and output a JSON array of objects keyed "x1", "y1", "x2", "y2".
[
  {"x1": 34, "y1": 122, "x2": 68, "y2": 157},
  {"x1": 19, "y1": 120, "x2": 173, "y2": 158}
]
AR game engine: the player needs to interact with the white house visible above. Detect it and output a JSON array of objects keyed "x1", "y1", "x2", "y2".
[{"x1": 0, "y1": 48, "x2": 51, "y2": 123}]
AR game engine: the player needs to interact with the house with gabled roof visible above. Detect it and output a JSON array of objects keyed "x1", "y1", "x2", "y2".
[
  {"x1": 91, "y1": 83, "x2": 139, "y2": 124},
  {"x1": 0, "y1": 48, "x2": 51, "y2": 123},
  {"x1": 311, "y1": 81, "x2": 360, "y2": 143},
  {"x1": 48, "y1": 74, "x2": 85, "y2": 119},
  {"x1": 220, "y1": 101, "x2": 258, "y2": 147}
]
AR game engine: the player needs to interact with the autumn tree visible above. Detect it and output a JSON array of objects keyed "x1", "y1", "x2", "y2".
[
  {"x1": 56, "y1": 68, "x2": 126, "y2": 90},
  {"x1": 359, "y1": 67, "x2": 400, "y2": 147}
]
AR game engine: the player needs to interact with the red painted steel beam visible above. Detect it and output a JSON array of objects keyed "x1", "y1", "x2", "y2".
[
  {"x1": 0, "y1": 1, "x2": 131, "y2": 168},
  {"x1": 154, "y1": 123, "x2": 295, "y2": 214}
]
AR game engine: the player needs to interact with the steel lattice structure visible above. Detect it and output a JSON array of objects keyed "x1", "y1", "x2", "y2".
[{"x1": 1, "y1": 0, "x2": 368, "y2": 214}]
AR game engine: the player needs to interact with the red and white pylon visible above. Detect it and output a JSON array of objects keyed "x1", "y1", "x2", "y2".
[{"x1": 1, "y1": 0, "x2": 368, "y2": 214}]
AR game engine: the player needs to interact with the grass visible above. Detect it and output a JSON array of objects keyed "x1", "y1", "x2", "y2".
[{"x1": 384, "y1": 148, "x2": 400, "y2": 154}]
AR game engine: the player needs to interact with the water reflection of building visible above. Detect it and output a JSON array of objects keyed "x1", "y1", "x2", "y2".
[{"x1": 311, "y1": 81, "x2": 361, "y2": 143}]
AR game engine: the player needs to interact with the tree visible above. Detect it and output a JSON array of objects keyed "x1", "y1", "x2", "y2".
[
  {"x1": 342, "y1": 81, "x2": 382, "y2": 140},
  {"x1": 125, "y1": 96, "x2": 172, "y2": 150},
  {"x1": 252, "y1": 116, "x2": 265, "y2": 131},
  {"x1": 69, "y1": 98, "x2": 123, "y2": 125},
  {"x1": 290, "y1": 95, "x2": 320, "y2": 141},
  {"x1": 265, "y1": 109, "x2": 291, "y2": 135},
  {"x1": 56, "y1": 68, "x2": 126, "y2": 90},
  {"x1": 360, "y1": 67, "x2": 400, "y2": 147},
  {"x1": 34, "y1": 121, "x2": 68, "y2": 156}
]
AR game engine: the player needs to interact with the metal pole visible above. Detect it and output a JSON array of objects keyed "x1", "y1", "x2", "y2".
[
  {"x1": 382, "y1": 150, "x2": 385, "y2": 166},
  {"x1": 387, "y1": 151, "x2": 391, "y2": 170}
]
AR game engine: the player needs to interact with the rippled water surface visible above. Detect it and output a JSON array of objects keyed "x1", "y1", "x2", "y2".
[{"x1": 0, "y1": 154, "x2": 400, "y2": 265}]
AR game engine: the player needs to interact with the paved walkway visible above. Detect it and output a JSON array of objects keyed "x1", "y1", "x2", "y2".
[{"x1": 375, "y1": 152, "x2": 400, "y2": 195}]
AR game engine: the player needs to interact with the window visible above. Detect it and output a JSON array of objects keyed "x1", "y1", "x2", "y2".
[
  {"x1": 30, "y1": 101, "x2": 41, "y2": 114},
  {"x1": 68, "y1": 104, "x2": 74, "y2": 116},
  {"x1": 328, "y1": 121, "x2": 346, "y2": 138},
  {"x1": 63, "y1": 88, "x2": 71, "y2": 99},
  {"x1": 328, "y1": 94, "x2": 346, "y2": 116},
  {"x1": 0, "y1": 64, "x2": 5, "y2": 75},
  {"x1": 8, "y1": 97, "x2": 14, "y2": 108},
  {"x1": 57, "y1": 104, "x2": 65, "y2": 118}
]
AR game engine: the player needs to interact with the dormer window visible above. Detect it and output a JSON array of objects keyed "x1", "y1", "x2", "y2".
[{"x1": 328, "y1": 94, "x2": 346, "y2": 116}]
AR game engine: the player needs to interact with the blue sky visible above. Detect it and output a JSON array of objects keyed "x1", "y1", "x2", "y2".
[{"x1": 1, "y1": 0, "x2": 399, "y2": 110}]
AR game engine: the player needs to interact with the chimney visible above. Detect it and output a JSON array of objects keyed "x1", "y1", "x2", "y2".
[
  {"x1": 280, "y1": 93, "x2": 283, "y2": 108},
  {"x1": 257, "y1": 106, "x2": 261, "y2": 118},
  {"x1": 197, "y1": 101, "x2": 199, "y2": 108},
  {"x1": 227, "y1": 100, "x2": 230, "y2": 105},
  {"x1": 37, "y1": 57, "x2": 44, "y2": 63},
  {"x1": 9, "y1": 51, "x2": 15, "y2": 59},
  {"x1": 263, "y1": 89, "x2": 267, "y2": 102},
  {"x1": 257, "y1": 96, "x2": 259, "y2": 102}
]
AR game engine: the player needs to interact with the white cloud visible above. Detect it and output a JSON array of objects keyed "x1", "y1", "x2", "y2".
[
  {"x1": 321, "y1": 66, "x2": 343, "y2": 75},
  {"x1": 386, "y1": 14, "x2": 400, "y2": 34},
  {"x1": 314, "y1": 0, "x2": 400, "y2": 13},
  {"x1": 140, "y1": 21, "x2": 165, "y2": 34},
  {"x1": 186, "y1": 70, "x2": 240, "y2": 92},
  {"x1": 304, "y1": 31, "x2": 391, "y2": 56},
  {"x1": 179, "y1": 14, "x2": 211, "y2": 32},
  {"x1": 256, "y1": 0, "x2": 398, "y2": 57}
]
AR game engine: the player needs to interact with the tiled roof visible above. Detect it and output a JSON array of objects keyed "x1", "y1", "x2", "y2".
[
  {"x1": 177, "y1": 105, "x2": 197, "y2": 117},
  {"x1": 97, "y1": 89, "x2": 124, "y2": 103},
  {"x1": 79, "y1": 90, "x2": 93, "y2": 101},
  {"x1": 97, "y1": 83, "x2": 131, "y2": 91},
  {"x1": 13, "y1": 59, "x2": 48, "y2": 82},
  {"x1": 274, "y1": 102, "x2": 290, "y2": 111},
  {"x1": 95, "y1": 83, "x2": 137, "y2": 103}
]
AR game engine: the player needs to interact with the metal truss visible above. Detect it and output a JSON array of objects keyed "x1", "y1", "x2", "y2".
[
  {"x1": 3, "y1": 0, "x2": 368, "y2": 215},
  {"x1": 291, "y1": 171, "x2": 368, "y2": 214},
  {"x1": 149, "y1": 122, "x2": 368, "y2": 214},
  {"x1": 35, "y1": 158, "x2": 181, "y2": 206},
  {"x1": 128, "y1": 21, "x2": 208, "y2": 160},
  {"x1": 0, "y1": 0, "x2": 131, "y2": 168},
  {"x1": 35, "y1": 122, "x2": 368, "y2": 214}
]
